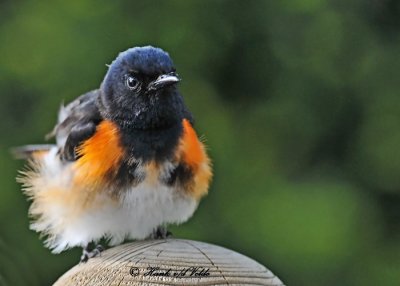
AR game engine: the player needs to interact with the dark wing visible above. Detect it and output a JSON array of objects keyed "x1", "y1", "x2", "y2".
[
  {"x1": 11, "y1": 90, "x2": 102, "y2": 161},
  {"x1": 48, "y1": 89, "x2": 102, "y2": 161}
]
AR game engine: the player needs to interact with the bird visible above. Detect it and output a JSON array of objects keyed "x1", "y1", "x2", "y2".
[{"x1": 14, "y1": 46, "x2": 212, "y2": 262}]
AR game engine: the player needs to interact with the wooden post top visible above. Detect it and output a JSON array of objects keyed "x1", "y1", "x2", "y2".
[{"x1": 53, "y1": 239, "x2": 285, "y2": 286}]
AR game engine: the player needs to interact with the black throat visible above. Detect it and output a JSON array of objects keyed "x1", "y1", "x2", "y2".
[{"x1": 118, "y1": 122, "x2": 183, "y2": 163}]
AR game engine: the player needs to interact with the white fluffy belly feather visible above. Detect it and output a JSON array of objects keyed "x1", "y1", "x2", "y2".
[{"x1": 23, "y1": 148, "x2": 198, "y2": 253}]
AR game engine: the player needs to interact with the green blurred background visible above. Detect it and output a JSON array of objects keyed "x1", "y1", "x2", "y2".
[{"x1": 1, "y1": 0, "x2": 400, "y2": 285}]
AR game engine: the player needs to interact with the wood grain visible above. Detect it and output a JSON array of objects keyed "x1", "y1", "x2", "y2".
[{"x1": 53, "y1": 239, "x2": 285, "y2": 286}]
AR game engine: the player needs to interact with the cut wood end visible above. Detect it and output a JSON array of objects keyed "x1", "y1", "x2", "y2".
[{"x1": 53, "y1": 238, "x2": 285, "y2": 286}]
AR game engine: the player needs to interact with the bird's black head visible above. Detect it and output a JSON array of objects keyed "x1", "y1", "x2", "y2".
[{"x1": 98, "y1": 46, "x2": 188, "y2": 130}]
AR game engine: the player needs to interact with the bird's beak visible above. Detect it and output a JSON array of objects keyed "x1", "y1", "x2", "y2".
[{"x1": 147, "y1": 74, "x2": 180, "y2": 91}]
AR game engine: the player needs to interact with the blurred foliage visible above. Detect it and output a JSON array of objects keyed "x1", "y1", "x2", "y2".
[{"x1": 1, "y1": 0, "x2": 400, "y2": 285}]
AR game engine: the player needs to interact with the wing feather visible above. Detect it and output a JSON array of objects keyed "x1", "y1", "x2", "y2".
[
  {"x1": 14, "y1": 90, "x2": 102, "y2": 161},
  {"x1": 47, "y1": 90, "x2": 101, "y2": 149}
]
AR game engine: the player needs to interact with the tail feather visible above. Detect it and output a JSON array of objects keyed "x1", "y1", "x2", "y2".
[{"x1": 11, "y1": 144, "x2": 56, "y2": 160}]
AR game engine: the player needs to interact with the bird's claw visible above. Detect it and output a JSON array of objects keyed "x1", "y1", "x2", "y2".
[
  {"x1": 152, "y1": 226, "x2": 173, "y2": 239},
  {"x1": 80, "y1": 244, "x2": 104, "y2": 263}
]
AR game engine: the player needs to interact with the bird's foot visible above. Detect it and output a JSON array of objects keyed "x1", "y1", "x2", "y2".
[
  {"x1": 152, "y1": 226, "x2": 173, "y2": 239},
  {"x1": 80, "y1": 244, "x2": 104, "y2": 263}
]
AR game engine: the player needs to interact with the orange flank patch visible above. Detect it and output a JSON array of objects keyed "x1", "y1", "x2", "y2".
[
  {"x1": 180, "y1": 119, "x2": 213, "y2": 199},
  {"x1": 181, "y1": 119, "x2": 206, "y2": 169},
  {"x1": 74, "y1": 120, "x2": 124, "y2": 190}
]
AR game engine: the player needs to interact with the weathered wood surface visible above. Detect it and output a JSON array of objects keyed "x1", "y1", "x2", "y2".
[{"x1": 53, "y1": 239, "x2": 285, "y2": 286}]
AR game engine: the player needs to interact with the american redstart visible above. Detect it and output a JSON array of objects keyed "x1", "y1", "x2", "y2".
[{"x1": 14, "y1": 46, "x2": 212, "y2": 262}]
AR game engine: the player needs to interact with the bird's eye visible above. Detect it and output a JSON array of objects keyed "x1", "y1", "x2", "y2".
[{"x1": 125, "y1": 75, "x2": 140, "y2": 90}]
